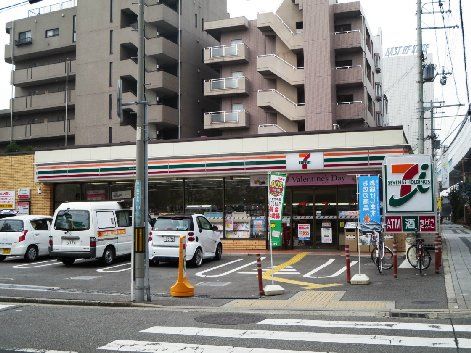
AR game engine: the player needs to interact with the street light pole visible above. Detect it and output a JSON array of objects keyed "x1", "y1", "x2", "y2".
[{"x1": 133, "y1": 0, "x2": 148, "y2": 303}]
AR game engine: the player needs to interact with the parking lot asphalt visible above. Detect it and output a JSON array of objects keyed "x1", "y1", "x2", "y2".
[{"x1": 0, "y1": 251, "x2": 446, "y2": 311}]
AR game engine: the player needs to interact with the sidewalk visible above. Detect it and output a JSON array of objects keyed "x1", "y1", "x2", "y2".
[{"x1": 442, "y1": 223, "x2": 471, "y2": 310}]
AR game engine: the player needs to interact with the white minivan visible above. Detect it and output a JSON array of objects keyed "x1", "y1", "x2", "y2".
[
  {"x1": 0, "y1": 215, "x2": 52, "y2": 262},
  {"x1": 50, "y1": 202, "x2": 132, "y2": 266}
]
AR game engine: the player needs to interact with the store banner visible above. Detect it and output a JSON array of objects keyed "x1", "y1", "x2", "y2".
[
  {"x1": 358, "y1": 176, "x2": 381, "y2": 226},
  {"x1": 268, "y1": 172, "x2": 287, "y2": 249}
]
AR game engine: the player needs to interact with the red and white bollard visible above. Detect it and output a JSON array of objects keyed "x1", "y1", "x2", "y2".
[
  {"x1": 434, "y1": 236, "x2": 440, "y2": 274},
  {"x1": 393, "y1": 242, "x2": 398, "y2": 279},
  {"x1": 256, "y1": 253, "x2": 264, "y2": 297},
  {"x1": 345, "y1": 245, "x2": 351, "y2": 284}
]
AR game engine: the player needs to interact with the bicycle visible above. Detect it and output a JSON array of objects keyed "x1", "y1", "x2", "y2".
[
  {"x1": 370, "y1": 230, "x2": 393, "y2": 273},
  {"x1": 406, "y1": 231, "x2": 431, "y2": 275}
]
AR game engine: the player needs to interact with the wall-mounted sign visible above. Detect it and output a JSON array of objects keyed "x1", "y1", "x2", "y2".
[
  {"x1": 286, "y1": 152, "x2": 323, "y2": 171},
  {"x1": 17, "y1": 188, "x2": 31, "y2": 200},
  {"x1": 250, "y1": 175, "x2": 268, "y2": 187},
  {"x1": 86, "y1": 189, "x2": 107, "y2": 201},
  {"x1": 384, "y1": 44, "x2": 429, "y2": 57},
  {"x1": 286, "y1": 173, "x2": 356, "y2": 186},
  {"x1": 16, "y1": 201, "x2": 30, "y2": 215},
  {"x1": 383, "y1": 155, "x2": 434, "y2": 213},
  {"x1": 321, "y1": 227, "x2": 332, "y2": 244},
  {"x1": 0, "y1": 191, "x2": 15, "y2": 209},
  {"x1": 385, "y1": 215, "x2": 436, "y2": 233},
  {"x1": 111, "y1": 190, "x2": 132, "y2": 200}
]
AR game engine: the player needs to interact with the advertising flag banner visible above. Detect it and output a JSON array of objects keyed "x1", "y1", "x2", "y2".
[
  {"x1": 268, "y1": 172, "x2": 287, "y2": 249},
  {"x1": 358, "y1": 176, "x2": 381, "y2": 226}
]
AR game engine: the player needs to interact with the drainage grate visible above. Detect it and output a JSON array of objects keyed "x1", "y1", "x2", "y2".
[
  {"x1": 195, "y1": 313, "x2": 266, "y2": 326},
  {"x1": 390, "y1": 312, "x2": 429, "y2": 319}
]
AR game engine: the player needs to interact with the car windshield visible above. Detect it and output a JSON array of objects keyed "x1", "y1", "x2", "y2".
[
  {"x1": 154, "y1": 217, "x2": 193, "y2": 231},
  {"x1": 0, "y1": 219, "x2": 24, "y2": 232},
  {"x1": 54, "y1": 210, "x2": 90, "y2": 231}
]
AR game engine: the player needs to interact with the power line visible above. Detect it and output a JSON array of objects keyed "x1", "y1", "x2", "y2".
[
  {"x1": 0, "y1": 1, "x2": 28, "y2": 13},
  {"x1": 458, "y1": 0, "x2": 470, "y2": 103}
]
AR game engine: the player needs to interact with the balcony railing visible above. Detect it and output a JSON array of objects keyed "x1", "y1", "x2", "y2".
[
  {"x1": 210, "y1": 44, "x2": 239, "y2": 58},
  {"x1": 28, "y1": 0, "x2": 76, "y2": 17},
  {"x1": 209, "y1": 77, "x2": 244, "y2": 90},
  {"x1": 337, "y1": 100, "x2": 363, "y2": 105},
  {"x1": 208, "y1": 111, "x2": 241, "y2": 124}
]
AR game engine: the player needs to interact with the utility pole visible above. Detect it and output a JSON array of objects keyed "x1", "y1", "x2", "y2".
[
  {"x1": 430, "y1": 100, "x2": 435, "y2": 160},
  {"x1": 65, "y1": 58, "x2": 69, "y2": 147},
  {"x1": 133, "y1": 0, "x2": 148, "y2": 303},
  {"x1": 417, "y1": 0, "x2": 425, "y2": 154}
]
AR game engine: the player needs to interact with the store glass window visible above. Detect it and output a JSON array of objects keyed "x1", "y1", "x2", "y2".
[
  {"x1": 149, "y1": 179, "x2": 184, "y2": 216},
  {"x1": 84, "y1": 183, "x2": 109, "y2": 201},
  {"x1": 185, "y1": 178, "x2": 223, "y2": 236},
  {"x1": 225, "y1": 177, "x2": 267, "y2": 240},
  {"x1": 54, "y1": 184, "x2": 82, "y2": 211}
]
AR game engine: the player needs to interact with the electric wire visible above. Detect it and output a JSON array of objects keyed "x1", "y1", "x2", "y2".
[
  {"x1": 458, "y1": 0, "x2": 470, "y2": 103},
  {"x1": 0, "y1": 1, "x2": 28, "y2": 12}
]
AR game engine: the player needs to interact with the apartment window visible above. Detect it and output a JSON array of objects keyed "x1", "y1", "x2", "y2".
[
  {"x1": 232, "y1": 71, "x2": 244, "y2": 78},
  {"x1": 201, "y1": 18, "x2": 204, "y2": 31},
  {"x1": 72, "y1": 15, "x2": 76, "y2": 42},
  {"x1": 232, "y1": 103, "x2": 244, "y2": 112},
  {"x1": 335, "y1": 60, "x2": 353, "y2": 68},
  {"x1": 334, "y1": 24, "x2": 352, "y2": 33},
  {"x1": 231, "y1": 39, "x2": 243, "y2": 45},
  {"x1": 16, "y1": 30, "x2": 32, "y2": 45},
  {"x1": 109, "y1": 30, "x2": 113, "y2": 55},
  {"x1": 109, "y1": 62, "x2": 113, "y2": 87},
  {"x1": 337, "y1": 94, "x2": 354, "y2": 103},
  {"x1": 195, "y1": 13, "x2": 198, "y2": 28},
  {"x1": 296, "y1": 21, "x2": 303, "y2": 34},
  {"x1": 109, "y1": 94, "x2": 113, "y2": 119},
  {"x1": 110, "y1": 0, "x2": 113, "y2": 22},
  {"x1": 109, "y1": 127, "x2": 113, "y2": 144},
  {"x1": 45, "y1": 28, "x2": 59, "y2": 38}
]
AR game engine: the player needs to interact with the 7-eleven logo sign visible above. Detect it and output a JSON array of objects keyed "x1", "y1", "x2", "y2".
[
  {"x1": 384, "y1": 155, "x2": 434, "y2": 213},
  {"x1": 286, "y1": 152, "x2": 324, "y2": 171}
]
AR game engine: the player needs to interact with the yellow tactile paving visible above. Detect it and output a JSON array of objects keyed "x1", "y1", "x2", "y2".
[{"x1": 224, "y1": 290, "x2": 395, "y2": 311}]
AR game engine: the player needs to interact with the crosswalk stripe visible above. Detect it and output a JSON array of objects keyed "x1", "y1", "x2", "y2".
[
  {"x1": 140, "y1": 326, "x2": 465, "y2": 348},
  {"x1": 98, "y1": 340, "x2": 327, "y2": 353},
  {"x1": 0, "y1": 304, "x2": 14, "y2": 311},
  {"x1": 258, "y1": 319, "x2": 471, "y2": 332}
]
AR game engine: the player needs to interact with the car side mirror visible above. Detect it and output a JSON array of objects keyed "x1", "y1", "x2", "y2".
[{"x1": 212, "y1": 225, "x2": 218, "y2": 231}]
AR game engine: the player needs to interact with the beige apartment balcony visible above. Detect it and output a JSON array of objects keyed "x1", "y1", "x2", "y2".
[
  {"x1": 257, "y1": 54, "x2": 305, "y2": 86},
  {"x1": 204, "y1": 17, "x2": 249, "y2": 37},
  {"x1": 257, "y1": 89, "x2": 305, "y2": 121},
  {"x1": 0, "y1": 120, "x2": 75, "y2": 143},
  {"x1": 204, "y1": 110, "x2": 249, "y2": 130},
  {"x1": 204, "y1": 77, "x2": 249, "y2": 97},
  {"x1": 13, "y1": 60, "x2": 76, "y2": 87},
  {"x1": 128, "y1": 1, "x2": 178, "y2": 34},
  {"x1": 117, "y1": 59, "x2": 177, "y2": 97},
  {"x1": 12, "y1": 90, "x2": 75, "y2": 114},
  {"x1": 336, "y1": 101, "x2": 365, "y2": 121},
  {"x1": 122, "y1": 91, "x2": 178, "y2": 126},
  {"x1": 334, "y1": 30, "x2": 362, "y2": 51},
  {"x1": 257, "y1": 12, "x2": 303, "y2": 51},
  {"x1": 335, "y1": 65, "x2": 363, "y2": 86},
  {"x1": 119, "y1": 27, "x2": 178, "y2": 65},
  {"x1": 333, "y1": 1, "x2": 362, "y2": 16},
  {"x1": 204, "y1": 43, "x2": 249, "y2": 65}
]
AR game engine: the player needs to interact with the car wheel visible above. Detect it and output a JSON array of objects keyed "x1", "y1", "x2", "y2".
[
  {"x1": 214, "y1": 243, "x2": 222, "y2": 261},
  {"x1": 150, "y1": 259, "x2": 159, "y2": 267},
  {"x1": 60, "y1": 258, "x2": 75, "y2": 266},
  {"x1": 102, "y1": 246, "x2": 115, "y2": 266},
  {"x1": 0, "y1": 255, "x2": 6, "y2": 262},
  {"x1": 190, "y1": 247, "x2": 203, "y2": 268},
  {"x1": 24, "y1": 245, "x2": 38, "y2": 262}
]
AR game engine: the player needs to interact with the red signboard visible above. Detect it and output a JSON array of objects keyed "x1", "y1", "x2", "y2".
[
  {"x1": 419, "y1": 215, "x2": 436, "y2": 232},
  {"x1": 385, "y1": 216, "x2": 402, "y2": 232}
]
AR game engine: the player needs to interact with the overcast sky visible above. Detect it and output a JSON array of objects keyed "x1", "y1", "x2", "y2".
[{"x1": 0, "y1": 0, "x2": 469, "y2": 145}]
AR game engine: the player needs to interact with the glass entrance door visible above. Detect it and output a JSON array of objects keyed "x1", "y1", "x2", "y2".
[
  {"x1": 315, "y1": 187, "x2": 338, "y2": 248},
  {"x1": 292, "y1": 189, "x2": 314, "y2": 249}
]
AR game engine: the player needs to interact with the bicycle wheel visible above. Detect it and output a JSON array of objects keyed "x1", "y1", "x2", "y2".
[
  {"x1": 376, "y1": 256, "x2": 383, "y2": 274},
  {"x1": 382, "y1": 247, "x2": 394, "y2": 270},
  {"x1": 370, "y1": 247, "x2": 377, "y2": 263},
  {"x1": 407, "y1": 245, "x2": 418, "y2": 268},
  {"x1": 420, "y1": 248, "x2": 432, "y2": 270}
]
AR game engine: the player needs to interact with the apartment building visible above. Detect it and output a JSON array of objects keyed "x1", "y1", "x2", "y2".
[
  {"x1": 202, "y1": 0, "x2": 385, "y2": 136},
  {"x1": 1, "y1": 0, "x2": 227, "y2": 149}
]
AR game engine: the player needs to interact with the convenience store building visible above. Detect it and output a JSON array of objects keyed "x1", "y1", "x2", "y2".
[{"x1": 34, "y1": 127, "x2": 411, "y2": 250}]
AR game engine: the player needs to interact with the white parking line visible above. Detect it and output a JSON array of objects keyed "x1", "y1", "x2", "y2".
[
  {"x1": 97, "y1": 263, "x2": 131, "y2": 273},
  {"x1": 399, "y1": 259, "x2": 414, "y2": 269},
  {"x1": 304, "y1": 260, "x2": 358, "y2": 279},
  {"x1": 303, "y1": 259, "x2": 335, "y2": 278},
  {"x1": 13, "y1": 260, "x2": 57, "y2": 269},
  {"x1": 140, "y1": 326, "x2": 466, "y2": 349},
  {"x1": 98, "y1": 340, "x2": 325, "y2": 353},
  {"x1": 0, "y1": 304, "x2": 15, "y2": 311},
  {"x1": 238, "y1": 265, "x2": 300, "y2": 275},
  {"x1": 258, "y1": 319, "x2": 471, "y2": 332},
  {"x1": 9, "y1": 348, "x2": 77, "y2": 353},
  {"x1": 195, "y1": 258, "x2": 266, "y2": 278}
]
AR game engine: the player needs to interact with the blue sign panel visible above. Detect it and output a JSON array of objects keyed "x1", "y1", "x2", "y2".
[{"x1": 358, "y1": 176, "x2": 381, "y2": 226}]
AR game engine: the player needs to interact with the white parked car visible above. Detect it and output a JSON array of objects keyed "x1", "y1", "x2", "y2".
[
  {"x1": 0, "y1": 215, "x2": 52, "y2": 262},
  {"x1": 149, "y1": 214, "x2": 222, "y2": 267}
]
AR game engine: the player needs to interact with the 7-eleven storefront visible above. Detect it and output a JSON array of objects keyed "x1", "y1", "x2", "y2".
[{"x1": 35, "y1": 128, "x2": 411, "y2": 250}]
